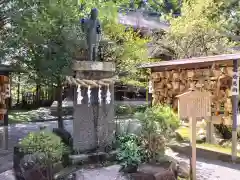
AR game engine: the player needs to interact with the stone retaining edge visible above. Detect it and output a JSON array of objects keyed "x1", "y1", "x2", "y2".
[{"x1": 169, "y1": 144, "x2": 240, "y2": 163}]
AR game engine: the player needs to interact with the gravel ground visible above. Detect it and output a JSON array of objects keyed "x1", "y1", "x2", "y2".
[
  {"x1": 0, "y1": 120, "x2": 240, "y2": 179},
  {"x1": 165, "y1": 148, "x2": 240, "y2": 180},
  {"x1": 1, "y1": 153, "x2": 240, "y2": 180}
]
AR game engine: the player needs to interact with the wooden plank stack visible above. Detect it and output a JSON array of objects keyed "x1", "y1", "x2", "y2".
[
  {"x1": 0, "y1": 75, "x2": 9, "y2": 120},
  {"x1": 150, "y1": 67, "x2": 233, "y2": 114}
]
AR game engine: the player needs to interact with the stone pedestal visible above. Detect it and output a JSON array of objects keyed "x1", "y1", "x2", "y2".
[{"x1": 72, "y1": 61, "x2": 115, "y2": 152}]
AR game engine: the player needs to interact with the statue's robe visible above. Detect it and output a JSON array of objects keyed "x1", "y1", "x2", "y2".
[{"x1": 81, "y1": 18, "x2": 101, "y2": 61}]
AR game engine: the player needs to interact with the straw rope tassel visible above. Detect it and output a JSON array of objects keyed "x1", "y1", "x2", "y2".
[
  {"x1": 98, "y1": 85, "x2": 102, "y2": 105},
  {"x1": 106, "y1": 84, "x2": 111, "y2": 104},
  {"x1": 77, "y1": 84, "x2": 83, "y2": 104},
  {"x1": 87, "y1": 85, "x2": 91, "y2": 106}
]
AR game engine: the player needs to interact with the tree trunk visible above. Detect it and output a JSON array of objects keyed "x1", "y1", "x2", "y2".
[
  {"x1": 36, "y1": 82, "x2": 41, "y2": 107},
  {"x1": 57, "y1": 78, "x2": 64, "y2": 129},
  {"x1": 49, "y1": 83, "x2": 54, "y2": 101},
  {"x1": 17, "y1": 74, "x2": 20, "y2": 104}
]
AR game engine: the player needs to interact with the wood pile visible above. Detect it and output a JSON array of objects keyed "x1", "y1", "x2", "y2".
[
  {"x1": 150, "y1": 67, "x2": 233, "y2": 114},
  {"x1": 0, "y1": 75, "x2": 9, "y2": 120}
]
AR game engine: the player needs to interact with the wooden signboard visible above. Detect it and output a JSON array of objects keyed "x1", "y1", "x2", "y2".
[
  {"x1": 177, "y1": 90, "x2": 211, "y2": 118},
  {"x1": 176, "y1": 90, "x2": 211, "y2": 180}
]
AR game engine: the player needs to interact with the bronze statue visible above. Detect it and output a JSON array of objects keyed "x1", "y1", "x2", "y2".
[{"x1": 81, "y1": 8, "x2": 101, "y2": 61}]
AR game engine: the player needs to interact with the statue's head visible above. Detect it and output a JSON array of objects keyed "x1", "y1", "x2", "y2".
[{"x1": 90, "y1": 8, "x2": 98, "y2": 20}]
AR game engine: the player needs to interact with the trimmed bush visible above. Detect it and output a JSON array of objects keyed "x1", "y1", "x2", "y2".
[
  {"x1": 115, "y1": 104, "x2": 148, "y2": 116},
  {"x1": 19, "y1": 130, "x2": 69, "y2": 164},
  {"x1": 115, "y1": 104, "x2": 133, "y2": 116}
]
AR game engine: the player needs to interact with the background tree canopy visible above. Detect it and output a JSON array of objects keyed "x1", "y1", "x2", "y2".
[
  {"x1": 4, "y1": 0, "x2": 157, "y2": 85},
  {"x1": 151, "y1": 0, "x2": 236, "y2": 60},
  {"x1": 0, "y1": 0, "x2": 240, "y2": 129},
  {"x1": 2, "y1": 0, "x2": 163, "y2": 126}
]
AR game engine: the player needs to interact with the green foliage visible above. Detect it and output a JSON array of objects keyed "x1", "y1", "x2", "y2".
[
  {"x1": 4, "y1": 0, "x2": 153, "y2": 88},
  {"x1": 134, "y1": 105, "x2": 180, "y2": 161},
  {"x1": 134, "y1": 104, "x2": 148, "y2": 113},
  {"x1": 116, "y1": 134, "x2": 142, "y2": 147},
  {"x1": 7, "y1": 0, "x2": 82, "y2": 85},
  {"x1": 219, "y1": 0, "x2": 240, "y2": 43},
  {"x1": 135, "y1": 105, "x2": 180, "y2": 135},
  {"x1": 0, "y1": 0, "x2": 11, "y2": 62},
  {"x1": 4, "y1": 0, "x2": 148, "y2": 127},
  {"x1": 116, "y1": 105, "x2": 180, "y2": 164},
  {"x1": 103, "y1": 20, "x2": 149, "y2": 85},
  {"x1": 214, "y1": 123, "x2": 240, "y2": 140},
  {"x1": 115, "y1": 104, "x2": 148, "y2": 116},
  {"x1": 19, "y1": 130, "x2": 69, "y2": 163},
  {"x1": 153, "y1": 0, "x2": 234, "y2": 59},
  {"x1": 117, "y1": 134, "x2": 143, "y2": 168},
  {"x1": 8, "y1": 110, "x2": 40, "y2": 123},
  {"x1": 115, "y1": 104, "x2": 134, "y2": 116}
]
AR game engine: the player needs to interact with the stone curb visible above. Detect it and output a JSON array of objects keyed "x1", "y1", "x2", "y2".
[{"x1": 169, "y1": 144, "x2": 240, "y2": 163}]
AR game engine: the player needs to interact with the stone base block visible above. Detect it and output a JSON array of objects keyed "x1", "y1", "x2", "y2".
[
  {"x1": 72, "y1": 61, "x2": 115, "y2": 72},
  {"x1": 73, "y1": 104, "x2": 115, "y2": 152},
  {"x1": 131, "y1": 164, "x2": 176, "y2": 180}
]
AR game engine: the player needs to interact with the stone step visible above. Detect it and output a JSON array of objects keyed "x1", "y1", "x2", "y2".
[{"x1": 69, "y1": 150, "x2": 118, "y2": 165}]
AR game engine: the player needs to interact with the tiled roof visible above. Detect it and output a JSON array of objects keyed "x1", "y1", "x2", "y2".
[
  {"x1": 139, "y1": 53, "x2": 240, "y2": 70},
  {"x1": 118, "y1": 10, "x2": 169, "y2": 31}
]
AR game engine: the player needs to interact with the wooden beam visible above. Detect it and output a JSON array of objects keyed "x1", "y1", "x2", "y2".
[{"x1": 232, "y1": 59, "x2": 238, "y2": 161}]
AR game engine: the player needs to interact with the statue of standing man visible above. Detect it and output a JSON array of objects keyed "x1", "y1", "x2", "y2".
[{"x1": 81, "y1": 8, "x2": 101, "y2": 61}]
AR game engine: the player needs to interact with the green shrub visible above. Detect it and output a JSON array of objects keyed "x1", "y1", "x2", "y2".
[
  {"x1": 214, "y1": 124, "x2": 240, "y2": 140},
  {"x1": 135, "y1": 105, "x2": 180, "y2": 136},
  {"x1": 133, "y1": 104, "x2": 148, "y2": 113},
  {"x1": 115, "y1": 104, "x2": 148, "y2": 116},
  {"x1": 115, "y1": 104, "x2": 133, "y2": 116},
  {"x1": 19, "y1": 130, "x2": 69, "y2": 164},
  {"x1": 116, "y1": 134, "x2": 142, "y2": 148},
  {"x1": 117, "y1": 134, "x2": 143, "y2": 168},
  {"x1": 134, "y1": 105, "x2": 180, "y2": 161}
]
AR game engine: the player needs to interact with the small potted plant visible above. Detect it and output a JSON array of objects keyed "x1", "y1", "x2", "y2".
[{"x1": 117, "y1": 136, "x2": 142, "y2": 173}]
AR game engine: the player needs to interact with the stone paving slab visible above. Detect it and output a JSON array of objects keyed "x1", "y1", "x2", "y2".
[
  {"x1": 1, "y1": 157, "x2": 240, "y2": 180},
  {"x1": 0, "y1": 170, "x2": 16, "y2": 180},
  {"x1": 167, "y1": 149, "x2": 240, "y2": 180},
  {"x1": 0, "y1": 120, "x2": 240, "y2": 179},
  {"x1": 0, "y1": 165, "x2": 128, "y2": 180},
  {"x1": 76, "y1": 165, "x2": 128, "y2": 180}
]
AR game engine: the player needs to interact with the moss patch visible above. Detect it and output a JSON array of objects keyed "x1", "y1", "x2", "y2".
[
  {"x1": 176, "y1": 127, "x2": 189, "y2": 141},
  {"x1": 176, "y1": 126, "x2": 240, "y2": 157},
  {"x1": 8, "y1": 110, "x2": 38, "y2": 123}
]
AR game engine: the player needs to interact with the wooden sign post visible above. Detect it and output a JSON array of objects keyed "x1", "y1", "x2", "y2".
[
  {"x1": 231, "y1": 60, "x2": 239, "y2": 161},
  {"x1": 176, "y1": 90, "x2": 211, "y2": 180}
]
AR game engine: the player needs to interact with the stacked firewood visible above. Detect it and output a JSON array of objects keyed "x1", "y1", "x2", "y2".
[
  {"x1": 0, "y1": 75, "x2": 9, "y2": 120},
  {"x1": 150, "y1": 66, "x2": 233, "y2": 114}
]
